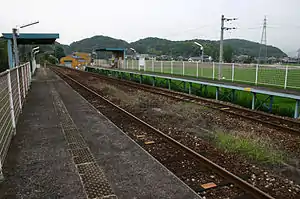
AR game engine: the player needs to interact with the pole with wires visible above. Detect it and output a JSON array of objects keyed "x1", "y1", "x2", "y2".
[
  {"x1": 219, "y1": 15, "x2": 237, "y2": 80},
  {"x1": 258, "y1": 16, "x2": 267, "y2": 65}
]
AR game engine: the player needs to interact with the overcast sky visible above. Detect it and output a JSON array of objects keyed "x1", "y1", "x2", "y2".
[{"x1": 1, "y1": 0, "x2": 299, "y2": 55}]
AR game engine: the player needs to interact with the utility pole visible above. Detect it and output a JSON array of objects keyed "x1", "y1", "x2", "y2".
[
  {"x1": 258, "y1": 16, "x2": 267, "y2": 64},
  {"x1": 12, "y1": 21, "x2": 39, "y2": 67},
  {"x1": 12, "y1": 28, "x2": 20, "y2": 67},
  {"x1": 219, "y1": 15, "x2": 237, "y2": 80}
]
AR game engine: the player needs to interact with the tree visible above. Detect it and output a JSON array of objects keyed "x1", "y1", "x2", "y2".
[
  {"x1": 54, "y1": 45, "x2": 66, "y2": 61},
  {"x1": 0, "y1": 39, "x2": 8, "y2": 72},
  {"x1": 223, "y1": 45, "x2": 234, "y2": 63}
]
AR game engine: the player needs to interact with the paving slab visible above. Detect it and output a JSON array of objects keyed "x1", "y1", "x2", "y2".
[
  {"x1": 53, "y1": 69, "x2": 201, "y2": 199},
  {"x1": 0, "y1": 68, "x2": 202, "y2": 199},
  {"x1": 0, "y1": 68, "x2": 86, "y2": 199}
]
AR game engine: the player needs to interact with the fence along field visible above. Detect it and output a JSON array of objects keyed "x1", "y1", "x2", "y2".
[{"x1": 122, "y1": 60, "x2": 300, "y2": 90}]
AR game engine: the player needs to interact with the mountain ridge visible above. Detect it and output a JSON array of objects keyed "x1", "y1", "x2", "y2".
[{"x1": 60, "y1": 35, "x2": 287, "y2": 59}]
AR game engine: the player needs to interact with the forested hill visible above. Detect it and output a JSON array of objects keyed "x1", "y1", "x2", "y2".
[
  {"x1": 0, "y1": 39, "x2": 8, "y2": 72},
  {"x1": 61, "y1": 36, "x2": 287, "y2": 59},
  {"x1": 0, "y1": 35, "x2": 287, "y2": 72}
]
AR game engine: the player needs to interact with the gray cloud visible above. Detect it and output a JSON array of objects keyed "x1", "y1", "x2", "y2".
[{"x1": 1, "y1": 0, "x2": 299, "y2": 54}]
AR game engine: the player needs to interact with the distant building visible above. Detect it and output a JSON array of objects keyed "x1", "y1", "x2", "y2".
[
  {"x1": 188, "y1": 55, "x2": 212, "y2": 62},
  {"x1": 60, "y1": 52, "x2": 91, "y2": 69},
  {"x1": 281, "y1": 57, "x2": 298, "y2": 64},
  {"x1": 188, "y1": 57, "x2": 202, "y2": 62}
]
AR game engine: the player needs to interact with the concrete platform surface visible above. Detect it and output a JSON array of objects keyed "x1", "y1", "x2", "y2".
[{"x1": 0, "y1": 68, "x2": 201, "y2": 199}]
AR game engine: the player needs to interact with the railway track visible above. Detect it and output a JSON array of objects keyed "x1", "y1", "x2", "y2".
[
  {"x1": 58, "y1": 66, "x2": 300, "y2": 135},
  {"x1": 52, "y1": 67, "x2": 274, "y2": 199}
]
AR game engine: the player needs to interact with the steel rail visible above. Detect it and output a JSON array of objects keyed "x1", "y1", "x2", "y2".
[
  {"x1": 52, "y1": 67, "x2": 275, "y2": 199},
  {"x1": 61, "y1": 66, "x2": 300, "y2": 135}
]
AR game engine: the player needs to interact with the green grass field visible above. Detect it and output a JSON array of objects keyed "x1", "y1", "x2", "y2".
[{"x1": 125, "y1": 60, "x2": 300, "y2": 89}]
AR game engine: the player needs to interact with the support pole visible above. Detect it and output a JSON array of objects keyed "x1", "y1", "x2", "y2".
[
  {"x1": 252, "y1": 93, "x2": 256, "y2": 110},
  {"x1": 231, "y1": 89, "x2": 236, "y2": 102},
  {"x1": 188, "y1": 82, "x2": 192, "y2": 94},
  {"x1": 294, "y1": 100, "x2": 299, "y2": 118},
  {"x1": 255, "y1": 64, "x2": 259, "y2": 85},
  {"x1": 212, "y1": 62, "x2": 215, "y2": 80},
  {"x1": 7, "y1": 40, "x2": 14, "y2": 68},
  {"x1": 12, "y1": 28, "x2": 20, "y2": 67},
  {"x1": 216, "y1": 87, "x2": 219, "y2": 100},
  {"x1": 161, "y1": 61, "x2": 163, "y2": 73},
  {"x1": 231, "y1": 63, "x2": 235, "y2": 82},
  {"x1": 152, "y1": 77, "x2": 155, "y2": 86},
  {"x1": 196, "y1": 62, "x2": 199, "y2": 77},
  {"x1": 168, "y1": 79, "x2": 171, "y2": 90},
  {"x1": 269, "y1": 95, "x2": 274, "y2": 113},
  {"x1": 171, "y1": 61, "x2": 173, "y2": 74},
  {"x1": 284, "y1": 65, "x2": 288, "y2": 89},
  {"x1": 183, "y1": 61, "x2": 185, "y2": 76},
  {"x1": 219, "y1": 15, "x2": 225, "y2": 80},
  {"x1": 218, "y1": 15, "x2": 237, "y2": 79}
]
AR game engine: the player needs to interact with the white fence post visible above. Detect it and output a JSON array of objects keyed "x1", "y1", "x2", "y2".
[
  {"x1": 126, "y1": 59, "x2": 128, "y2": 69},
  {"x1": 183, "y1": 61, "x2": 185, "y2": 76},
  {"x1": 152, "y1": 59, "x2": 154, "y2": 72},
  {"x1": 212, "y1": 62, "x2": 215, "y2": 80},
  {"x1": 161, "y1": 61, "x2": 163, "y2": 73},
  {"x1": 284, "y1": 65, "x2": 288, "y2": 89},
  {"x1": 255, "y1": 64, "x2": 259, "y2": 85},
  {"x1": 138, "y1": 59, "x2": 140, "y2": 71},
  {"x1": 21, "y1": 66, "x2": 26, "y2": 98},
  {"x1": 171, "y1": 61, "x2": 173, "y2": 74},
  {"x1": 24, "y1": 65, "x2": 28, "y2": 94},
  {"x1": 16, "y1": 67, "x2": 22, "y2": 110},
  {"x1": 231, "y1": 63, "x2": 235, "y2": 82},
  {"x1": 28, "y1": 63, "x2": 32, "y2": 85},
  {"x1": 144, "y1": 60, "x2": 147, "y2": 71},
  {"x1": 7, "y1": 70, "x2": 16, "y2": 135},
  {"x1": 26, "y1": 63, "x2": 30, "y2": 90},
  {"x1": 131, "y1": 59, "x2": 134, "y2": 69},
  {"x1": 196, "y1": 62, "x2": 199, "y2": 77}
]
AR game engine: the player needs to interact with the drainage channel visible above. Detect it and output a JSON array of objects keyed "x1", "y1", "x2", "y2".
[{"x1": 49, "y1": 82, "x2": 117, "y2": 199}]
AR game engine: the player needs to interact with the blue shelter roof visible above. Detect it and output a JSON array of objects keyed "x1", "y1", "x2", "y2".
[
  {"x1": 1, "y1": 33, "x2": 59, "y2": 45},
  {"x1": 95, "y1": 48, "x2": 125, "y2": 52}
]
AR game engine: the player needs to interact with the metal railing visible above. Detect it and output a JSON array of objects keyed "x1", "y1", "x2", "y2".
[
  {"x1": 122, "y1": 60, "x2": 300, "y2": 90},
  {"x1": 0, "y1": 62, "x2": 31, "y2": 180}
]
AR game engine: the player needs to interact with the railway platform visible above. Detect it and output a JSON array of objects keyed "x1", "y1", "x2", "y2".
[{"x1": 0, "y1": 67, "x2": 201, "y2": 199}]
